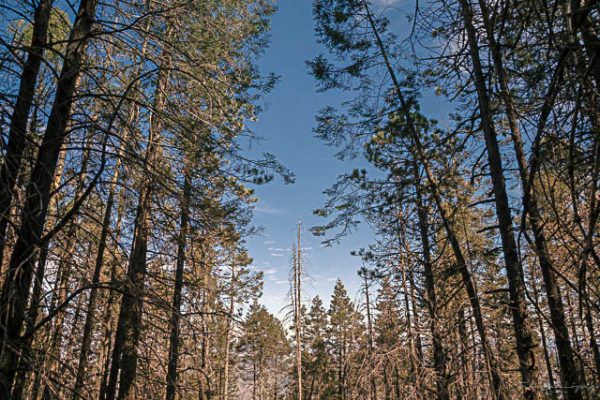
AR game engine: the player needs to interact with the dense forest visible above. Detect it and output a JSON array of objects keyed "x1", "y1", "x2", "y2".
[{"x1": 0, "y1": 0, "x2": 598, "y2": 399}]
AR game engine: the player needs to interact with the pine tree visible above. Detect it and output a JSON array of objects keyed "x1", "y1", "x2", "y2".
[
  {"x1": 327, "y1": 280, "x2": 363, "y2": 400},
  {"x1": 238, "y1": 302, "x2": 291, "y2": 400},
  {"x1": 304, "y1": 296, "x2": 331, "y2": 400}
]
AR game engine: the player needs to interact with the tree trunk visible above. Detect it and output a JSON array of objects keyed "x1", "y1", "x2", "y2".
[
  {"x1": 222, "y1": 267, "x2": 236, "y2": 400},
  {"x1": 0, "y1": 0, "x2": 54, "y2": 268},
  {"x1": 293, "y1": 223, "x2": 303, "y2": 400},
  {"x1": 471, "y1": 0, "x2": 587, "y2": 397},
  {"x1": 458, "y1": 1, "x2": 539, "y2": 398},
  {"x1": 72, "y1": 145, "x2": 126, "y2": 399},
  {"x1": 413, "y1": 161, "x2": 448, "y2": 400},
  {"x1": 42, "y1": 132, "x2": 93, "y2": 399},
  {"x1": 10, "y1": 144, "x2": 67, "y2": 400},
  {"x1": 105, "y1": 56, "x2": 169, "y2": 399},
  {"x1": 362, "y1": 271, "x2": 376, "y2": 400},
  {"x1": 165, "y1": 170, "x2": 192, "y2": 400},
  {"x1": 0, "y1": 0, "x2": 99, "y2": 395},
  {"x1": 360, "y1": 3, "x2": 505, "y2": 396}
]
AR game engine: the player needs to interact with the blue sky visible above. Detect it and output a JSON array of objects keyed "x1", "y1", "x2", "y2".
[
  {"x1": 244, "y1": 0, "x2": 450, "y2": 317},
  {"x1": 245, "y1": 0, "x2": 375, "y2": 316}
]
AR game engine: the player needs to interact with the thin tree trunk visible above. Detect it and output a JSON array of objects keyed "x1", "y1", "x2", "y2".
[
  {"x1": 199, "y1": 310, "x2": 210, "y2": 400},
  {"x1": 98, "y1": 185, "x2": 127, "y2": 400},
  {"x1": 42, "y1": 132, "x2": 93, "y2": 400},
  {"x1": 222, "y1": 266, "x2": 236, "y2": 400},
  {"x1": 362, "y1": 271, "x2": 376, "y2": 400},
  {"x1": 397, "y1": 239, "x2": 420, "y2": 392},
  {"x1": 72, "y1": 143, "x2": 126, "y2": 399},
  {"x1": 393, "y1": 365, "x2": 401, "y2": 400},
  {"x1": 412, "y1": 160, "x2": 448, "y2": 400},
  {"x1": 293, "y1": 222, "x2": 303, "y2": 400},
  {"x1": 530, "y1": 264, "x2": 559, "y2": 400},
  {"x1": 383, "y1": 362, "x2": 391, "y2": 400},
  {"x1": 165, "y1": 169, "x2": 192, "y2": 400},
  {"x1": 105, "y1": 57, "x2": 169, "y2": 400},
  {"x1": 107, "y1": 180, "x2": 152, "y2": 400}
]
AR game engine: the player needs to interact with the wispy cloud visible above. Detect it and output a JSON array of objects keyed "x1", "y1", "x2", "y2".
[
  {"x1": 271, "y1": 253, "x2": 284, "y2": 257},
  {"x1": 372, "y1": 0, "x2": 401, "y2": 5},
  {"x1": 254, "y1": 201, "x2": 287, "y2": 216},
  {"x1": 263, "y1": 240, "x2": 276, "y2": 245},
  {"x1": 262, "y1": 267, "x2": 278, "y2": 275}
]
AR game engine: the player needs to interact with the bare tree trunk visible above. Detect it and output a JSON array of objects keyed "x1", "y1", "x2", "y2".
[
  {"x1": 529, "y1": 264, "x2": 559, "y2": 400},
  {"x1": 98, "y1": 185, "x2": 127, "y2": 400},
  {"x1": 0, "y1": 0, "x2": 54, "y2": 268},
  {"x1": 222, "y1": 266, "x2": 236, "y2": 400},
  {"x1": 565, "y1": 291, "x2": 588, "y2": 395},
  {"x1": 383, "y1": 361, "x2": 391, "y2": 400},
  {"x1": 293, "y1": 222, "x2": 303, "y2": 400},
  {"x1": 106, "y1": 182, "x2": 151, "y2": 400},
  {"x1": 165, "y1": 169, "x2": 191, "y2": 400},
  {"x1": 72, "y1": 144, "x2": 126, "y2": 399},
  {"x1": 0, "y1": 0, "x2": 99, "y2": 395},
  {"x1": 412, "y1": 160, "x2": 448, "y2": 400},
  {"x1": 398, "y1": 240, "x2": 420, "y2": 392},
  {"x1": 199, "y1": 310, "x2": 211, "y2": 400},
  {"x1": 393, "y1": 365, "x2": 401, "y2": 400},
  {"x1": 362, "y1": 270, "x2": 376, "y2": 400},
  {"x1": 42, "y1": 133, "x2": 93, "y2": 400}
]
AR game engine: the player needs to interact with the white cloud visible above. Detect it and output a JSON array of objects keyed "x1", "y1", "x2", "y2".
[
  {"x1": 262, "y1": 267, "x2": 278, "y2": 275},
  {"x1": 254, "y1": 201, "x2": 287, "y2": 216},
  {"x1": 271, "y1": 253, "x2": 284, "y2": 257},
  {"x1": 372, "y1": 0, "x2": 400, "y2": 5},
  {"x1": 263, "y1": 240, "x2": 276, "y2": 245}
]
